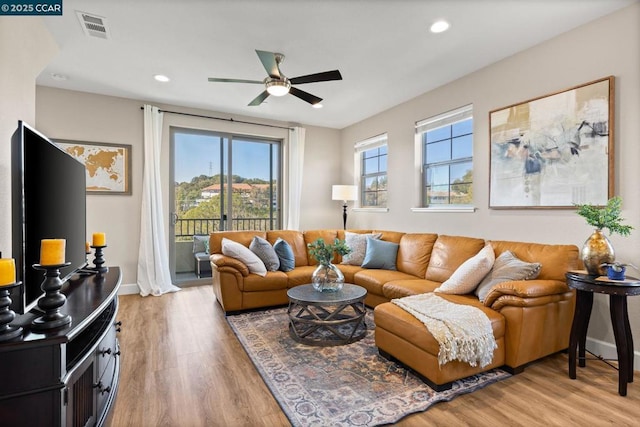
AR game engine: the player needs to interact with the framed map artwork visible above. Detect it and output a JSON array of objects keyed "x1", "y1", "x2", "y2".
[{"x1": 55, "y1": 140, "x2": 132, "y2": 195}]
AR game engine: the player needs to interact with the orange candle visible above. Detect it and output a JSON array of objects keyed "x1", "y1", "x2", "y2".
[
  {"x1": 0, "y1": 258, "x2": 16, "y2": 286},
  {"x1": 40, "y1": 239, "x2": 66, "y2": 266},
  {"x1": 85, "y1": 241, "x2": 91, "y2": 254},
  {"x1": 92, "y1": 232, "x2": 106, "y2": 247}
]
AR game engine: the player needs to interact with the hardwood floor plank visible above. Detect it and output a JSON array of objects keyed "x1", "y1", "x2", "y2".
[{"x1": 109, "y1": 286, "x2": 640, "y2": 426}]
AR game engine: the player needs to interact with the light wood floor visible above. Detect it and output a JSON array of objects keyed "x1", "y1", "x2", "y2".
[{"x1": 109, "y1": 286, "x2": 640, "y2": 426}]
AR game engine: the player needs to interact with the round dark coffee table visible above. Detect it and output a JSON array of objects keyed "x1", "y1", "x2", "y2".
[{"x1": 286, "y1": 283, "x2": 367, "y2": 346}]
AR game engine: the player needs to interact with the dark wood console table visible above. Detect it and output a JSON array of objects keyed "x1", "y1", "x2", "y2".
[
  {"x1": 566, "y1": 271, "x2": 640, "y2": 396},
  {"x1": 0, "y1": 267, "x2": 122, "y2": 425}
]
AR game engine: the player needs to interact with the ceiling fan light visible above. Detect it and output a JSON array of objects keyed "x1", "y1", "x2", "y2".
[
  {"x1": 430, "y1": 20, "x2": 450, "y2": 33},
  {"x1": 266, "y1": 78, "x2": 291, "y2": 96}
]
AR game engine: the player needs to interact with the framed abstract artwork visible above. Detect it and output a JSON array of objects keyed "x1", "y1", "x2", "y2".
[
  {"x1": 489, "y1": 76, "x2": 614, "y2": 209},
  {"x1": 55, "y1": 140, "x2": 132, "y2": 195}
]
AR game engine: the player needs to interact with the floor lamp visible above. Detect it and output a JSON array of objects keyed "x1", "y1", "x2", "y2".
[{"x1": 332, "y1": 185, "x2": 358, "y2": 230}]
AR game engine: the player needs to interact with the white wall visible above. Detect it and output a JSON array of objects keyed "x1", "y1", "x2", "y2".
[
  {"x1": 22, "y1": 1, "x2": 640, "y2": 362},
  {"x1": 340, "y1": 3, "x2": 640, "y2": 356},
  {"x1": 0, "y1": 17, "x2": 57, "y2": 256},
  {"x1": 35, "y1": 87, "x2": 342, "y2": 287}
]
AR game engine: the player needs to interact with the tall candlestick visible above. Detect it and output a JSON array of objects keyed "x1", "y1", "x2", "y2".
[
  {"x1": 92, "y1": 232, "x2": 106, "y2": 247},
  {"x1": 0, "y1": 259, "x2": 16, "y2": 286},
  {"x1": 40, "y1": 239, "x2": 66, "y2": 266},
  {"x1": 31, "y1": 263, "x2": 72, "y2": 330}
]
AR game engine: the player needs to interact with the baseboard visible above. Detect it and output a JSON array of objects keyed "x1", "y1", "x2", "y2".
[
  {"x1": 586, "y1": 337, "x2": 640, "y2": 371},
  {"x1": 117, "y1": 283, "x2": 140, "y2": 295},
  {"x1": 117, "y1": 281, "x2": 204, "y2": 296}
]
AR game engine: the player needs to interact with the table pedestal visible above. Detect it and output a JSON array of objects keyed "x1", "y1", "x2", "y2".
[{"x1": 567, "y1": 272, "x2": 640, "y2": 396}]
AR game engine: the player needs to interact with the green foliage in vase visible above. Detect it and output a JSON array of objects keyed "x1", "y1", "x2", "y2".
[
  {"x1": 307, "y1": 238, "x2": 351, "y2": 265},
  {"x1": 575, "y1": 196, "x2": 633, "y2": 236}
]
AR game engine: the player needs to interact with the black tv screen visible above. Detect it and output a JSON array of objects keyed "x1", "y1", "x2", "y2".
[{"x1": 11, "y1": 121, "x2": 87, "y2": 314}]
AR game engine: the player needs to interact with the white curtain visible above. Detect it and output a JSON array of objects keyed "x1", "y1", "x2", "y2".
[
  {"x1": 285, "y1": 126, "x2": 305, "y2": 230},
  {"x1": 137, "y1": 105, "x2": 180, "y2": 296}
]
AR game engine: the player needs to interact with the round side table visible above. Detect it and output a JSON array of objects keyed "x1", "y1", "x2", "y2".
[{"x1": 566, "y1": 271, "x2": 640, "y2": 396}]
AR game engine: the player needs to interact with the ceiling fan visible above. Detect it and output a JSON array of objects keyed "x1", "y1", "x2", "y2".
[{"x1": 207, "y1": 50, "x2": 342, "y2": 107}]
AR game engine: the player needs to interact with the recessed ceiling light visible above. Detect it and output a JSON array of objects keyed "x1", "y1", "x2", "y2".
[
  {"x1": 154, "y1": 74, "x2": 170, "y2": 82},
  {"x1": 430, "y1": 20, "x2": 450, "y2": 33},
  {"x1": 312, "y1": 103, "x2": 323, "y2": 109},
  {"x1": 51, "y1": 73, "x2": 68, "y2": 81}
]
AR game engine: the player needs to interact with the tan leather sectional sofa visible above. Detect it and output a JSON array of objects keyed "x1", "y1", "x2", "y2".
[{"x1": 209, "y1": 229, "x2": 580, "y2": 389}]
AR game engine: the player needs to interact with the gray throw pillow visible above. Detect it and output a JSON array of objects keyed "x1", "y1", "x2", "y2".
[
  {"x1": 249, "y1": 236, "x2": 280, "y2": 271},
  {"x1": 193, "y1": 235, "x2": 209, "y2": 254},
  {"x1": 273, "y1": 238, "x2": 295, "y2": 272},
  {"x1": 341, "y1": 231, "x2": 382, "y2": 266},
  {"x1": 475, "y1": 250, "x2": 542, "y2": 303}
]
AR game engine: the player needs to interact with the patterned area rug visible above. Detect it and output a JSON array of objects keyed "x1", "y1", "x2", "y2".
[{"x1": 227, "y1": 307, "x2": 510, "y2": 427}]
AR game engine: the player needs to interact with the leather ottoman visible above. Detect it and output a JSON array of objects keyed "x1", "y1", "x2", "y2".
[{"x1": 373, "y1": 295, "x2": 506, "y2": 391}]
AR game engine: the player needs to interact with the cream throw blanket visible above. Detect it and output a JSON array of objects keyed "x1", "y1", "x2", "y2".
[{"x1": 392, "y1": 293, "x2": 497, "y2": 368}]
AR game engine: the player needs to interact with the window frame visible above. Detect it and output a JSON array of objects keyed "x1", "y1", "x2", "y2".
[
  {"x1": 354, "y1": 133, "x2": 388, "y2": 209},
  {"x1": 415, "y1": 105, "x2": 474, "y2": 210}
]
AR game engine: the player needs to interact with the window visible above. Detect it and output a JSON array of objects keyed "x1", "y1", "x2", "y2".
[
  {"x1": 355, "y1": 134, "x2": 387, "y2": 208},
  {"x1": 416, "y1": 105, "x2": 473, "y2": 207}
]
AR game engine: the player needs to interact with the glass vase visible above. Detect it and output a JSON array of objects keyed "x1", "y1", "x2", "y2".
[
  {"x1": 581, "y1": 229, "x2": 615, "y2": 276},
  {"x1": 312, "y1": 263, "x2": 344, "y2": 292}
]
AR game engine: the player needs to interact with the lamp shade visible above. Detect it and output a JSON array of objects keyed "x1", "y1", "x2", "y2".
[{"x1": 332, "y1": 185, "x2": 358, "y2": 202}]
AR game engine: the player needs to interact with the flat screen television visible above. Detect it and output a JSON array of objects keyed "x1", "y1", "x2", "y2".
[{"x1": 11, "y1": 121, "x2": 88, "y2": 314}]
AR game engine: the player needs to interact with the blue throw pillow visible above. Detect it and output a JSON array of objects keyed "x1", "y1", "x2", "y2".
[
  {"x1": 274, "y1": 238, "x2": 295, "y2": 272},
  {"x1": 361, "y1": 236, "x2": 399, "y2": 270}
]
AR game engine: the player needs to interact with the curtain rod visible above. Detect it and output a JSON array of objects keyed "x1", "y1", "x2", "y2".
[{"x1": 140, "y1": 106, "x2": 294, "y2": 131}]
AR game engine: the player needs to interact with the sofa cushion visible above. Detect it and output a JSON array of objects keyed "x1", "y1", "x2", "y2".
[
  {"x1": 375, "y1": 294, "x2": 506, "y2": 354},
  {"x1": 355, "y1": 269, "x2": 419, "y2": 297},
  {"x1": 273, "y1": 238, "x2": 295, "y2": 272},
  {"x1": 362, "y1": 237, "x2": 399, "y2": 270},
  {"x1": 335, "y1": 264, "x2": 365, "y2": 284},
  {"x1": 372, "y1": 230, "x2": 405, "y2": 244},
  {"x1": 304, "y1": 230, "x2": 339, "y2": 264},
  {"x1": 396, "y1": 233, "x2": 439, "y2": 278},
  {"x1": 488, "y1": 240, "x2": 579, "y2": 281},
  {"x1": 425, "y1": 235, "x2": 486, "y2": 282},
  {"x1": 475, "y1": 250, "x2": 542, "y2": 303},
  {"x1": 285, "y1": 266, "x2": 317, "y2": 288},
  {"x1": 242, "y1": 271, "x2": 288, "y2": 292},
  {"x1": 211, "y1": 231, "x2": 266, "y2": 255},
  {"x1": 221, "y1": 238, "x2": 267, "y2": 277},
  {"x1": 267, "y1": 230, "x2": 309, "y2": 267},
  {"x1": 382, "y1": 279, "x2": 441, "y2": 300},
  {"x1": 435, "y1": 244, "x2": 495, "y2": 295},
  {"x1": 341, "y1": 231, "x2": 382, "y2": 266}
]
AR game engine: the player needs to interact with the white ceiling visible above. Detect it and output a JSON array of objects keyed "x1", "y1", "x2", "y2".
[{"x1": 38, "y1": 0, "x2": 636, "y2": 129}]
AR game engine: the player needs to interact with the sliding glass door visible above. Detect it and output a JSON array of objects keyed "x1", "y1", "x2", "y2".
[{"x1": 170, "y1": 128, "x2": 281, "y2": 283}]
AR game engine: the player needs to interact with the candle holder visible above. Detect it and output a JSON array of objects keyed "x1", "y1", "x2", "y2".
[
  {"x1": 31, "y1": 263, "x2": 72, "y2": 331},
  {"x1": 0, "y1": 282, "x2": 23, "y2": 341},
  {"x1": 91, "y1": 245, "x2": 108, "y2": 274}
]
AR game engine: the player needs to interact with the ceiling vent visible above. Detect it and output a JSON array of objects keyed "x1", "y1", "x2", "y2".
[{"x1": 76, "y1": 11, "x2": 110, "y2": 39}]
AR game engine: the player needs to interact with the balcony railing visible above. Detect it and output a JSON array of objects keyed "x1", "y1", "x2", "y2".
[{"x1": 175, "y1": 217, "x2": 275, "y2": 238}]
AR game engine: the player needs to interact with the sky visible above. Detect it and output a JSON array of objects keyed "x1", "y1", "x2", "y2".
[{"x1": 173, "y1": 132, "x2": 278, "y2": 183}]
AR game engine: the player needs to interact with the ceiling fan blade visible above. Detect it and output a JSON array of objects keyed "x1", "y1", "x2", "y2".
[
  {"x1": 289, "y1": 87, "x2": 322, "y2": 105},
  {"x1": 255, "y1": 50, "x2": 281, "y2": 79},
  {"x1": 248, "y1": 90, "x2": 270, "y2": 106},
  {"x1": 289, "y1": 70, "x2": 342, "y2": 85},
  {"x1": 208, "y1": 78, "x2": 263, "y2": 84}
]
